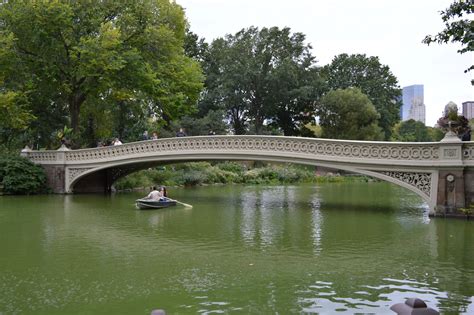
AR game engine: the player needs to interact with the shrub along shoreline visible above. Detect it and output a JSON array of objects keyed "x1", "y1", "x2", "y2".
[
  {"x1": 0, "y1": 155, "x2": 48, "y2": 195},
  {"x1": 114, "y1": 162, "x2": 371, "y2": 191}
]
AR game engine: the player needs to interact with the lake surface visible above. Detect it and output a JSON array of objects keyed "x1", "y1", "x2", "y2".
[{"x1": 1, "y1": 182, "x2": 473, "y2": 314}]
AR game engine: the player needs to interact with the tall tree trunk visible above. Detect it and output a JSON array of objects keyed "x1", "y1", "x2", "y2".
[
  {"x1": 69, "y1": 92, "x2": 86, "y2": 138},
  {"x1": 278, "y1": 111, "x2": 294, "y2": 136},
  {"x1": 230, "y1": 108, "x2": 246, "y2": 135},
  {"x1": 254, "y1": 115, "x2": 264, "y2": 135},
  {"x1": 233, "y1": 119, "x2": 246, "y2": 135}
]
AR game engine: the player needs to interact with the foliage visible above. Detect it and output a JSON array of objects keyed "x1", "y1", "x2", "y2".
[
  {"x1": 181, "y1": 170, "x2": 207, "y2": 186},
  {"x1": 302, "y1": 122, "x2": 322, "y2": 138},
  {"x1": 423, "y1": 1, "x2": 473, "y2": 82},
  {"x1": 184, "y1": 28, "x2": 209, "y2": 63},
  {"x1": 317, "y1": 88, "x2": 383, "y2": 140},
  {"x1": 114, "y1": 161, "x2": 373, "y2": 191},
  {"x1": 0, "y1": 90, "x2": 35, "y2": 147},
  {"x1": 427, "y1": 126, "x2": 445, "y2": 142},
  {"x1": 391, "y1": 119, "x2": 445, "y2": 142},
  {"x1": 199, "y1": 26, "x2": 323, "y2": 135},
  {"x1": 322, "y1": 53, "x2": 401, "y2": 139},
  {"x1": 114, "y1": 170, "x2": 155, "y2": 191},
  {"x1": 0, "y1": 155, "x2": 47, "y2": 194},
  {"x1": 391, "y1": 119, "x2": 433, "y2": 142},
  {"x1": 216, "y1": 162, "x2": 246, "y2": 174},
  {"x1": 459, "y1": 204, "x2": 474, "y2": 216},
  {"x1": 0, "y1": 0, "x2": 203, "y2": 148},
  {"x1": 167, "y1": 109, "x2": 228, "y2": 136}
]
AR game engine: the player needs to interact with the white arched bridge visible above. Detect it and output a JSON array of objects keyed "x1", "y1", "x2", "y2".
[{"x1": 21, "y1": 135, "x2": 474, "y2": 216}]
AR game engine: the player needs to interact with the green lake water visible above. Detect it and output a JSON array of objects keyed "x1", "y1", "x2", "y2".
[{"x1": 1, "y1": 182, "x2": 473, "y2": 314}]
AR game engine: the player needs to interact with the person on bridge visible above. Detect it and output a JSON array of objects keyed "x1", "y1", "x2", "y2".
[
  {"x1": 176, "y1": 128, "x2": 187, "y2": 137},
  {"x1": 462, "y1": 129, "x2": 471, "y2": 141}
]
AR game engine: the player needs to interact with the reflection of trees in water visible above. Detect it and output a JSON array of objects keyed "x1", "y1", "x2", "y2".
[
  {"x1": 239, "y1": 186, "x2": 294, "y2": 248},
  {"x1": 238, "y1": 186, "x2": 322, "y2": 253},
  {"x1": 59, "y1": 187, "x2": 474, "y2": 313},
  {"x1": 432, "y1": 219, "x2": 474, "y2": 313}
]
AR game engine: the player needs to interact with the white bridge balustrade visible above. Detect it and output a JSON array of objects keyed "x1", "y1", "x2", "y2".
[{"x1": 21, "y1": 135, "x2": 474, "y2": 216}]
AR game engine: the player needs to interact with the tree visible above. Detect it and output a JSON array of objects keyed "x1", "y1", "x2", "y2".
[
  {"x1": 427, "y1": 126, "x2": 445, "y2": 142},
  {"x1": 200, "y1": 26, "x2": 323, "y2": 135},
  {"x1": 317, "y1": 88, "x2": 383, "y2": 140},
  {"x1": 167, "y1": 110, "x2": 228, "y2": 137},
  {"x1": 423, "y1": 1, "x2": 473, "y2": 83},
  {"x1": 391, "y1": 119, "x2": 431, "y2": 142},
  {"x1": 323, "y1": 53, "x2": 401, "y2": 140},
  {"x1": 184, "y1": 28, "x2": 209, "y2": 63},
  {"x1": 0, "y1": 1, "x2": 203, "y2": 147},
  {"x1": 0, "y1": 90, "x2": 35, "y2": 147}
]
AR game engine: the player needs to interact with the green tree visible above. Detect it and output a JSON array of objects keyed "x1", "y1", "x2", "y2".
[
  {"x1": 391, "y1": 119, "x2": 431, "y2": 142},
  {"x1": 0, "y1": 90, "x2": 35, "y2": 147},
  {"x1": 427, "y1": 126, "x2": 445, "y2": 142},
  {"x1": 201, "y1": 26, "x2": 322, "y2": 135},
  {"x1": 166, "y1": 110, "x2": 228, "y2": 137},
  {"x1": 184, "y1": 28, "x2": 209, "y2": 63},
  {"x1": 423, "y1": 1, "x2": 473, "y2": 82},
  {"x1": 0, "y1": 1, "x2": 203, "y2": 147},
  {"x1": 323, "y1": 53, "x2": 401, "y2": 140},
  {"x1": 318, "y1": 88, "x2": 383, "y2": 140}
]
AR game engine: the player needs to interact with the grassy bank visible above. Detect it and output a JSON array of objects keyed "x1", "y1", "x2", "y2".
[{"x1": 114, "y1": 162, "x2": 371, "y2": 191}]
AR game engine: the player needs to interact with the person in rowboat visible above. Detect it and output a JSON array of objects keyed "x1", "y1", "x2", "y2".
[
  {"x1": 145, "y1": 186, "x2": 162, "y2": 200},
  {"x1": 160, "y1": 186, "x2": 167, "y2": 198}
]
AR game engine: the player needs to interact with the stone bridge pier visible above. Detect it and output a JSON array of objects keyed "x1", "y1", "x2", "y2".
[{"x1": 21, "y1": 135, "x2": 474, "y2": 217}]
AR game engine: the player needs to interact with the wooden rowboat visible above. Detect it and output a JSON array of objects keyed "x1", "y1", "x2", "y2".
[{"x1": 135, "y1": 197, "x2": 177, "y2": 210}]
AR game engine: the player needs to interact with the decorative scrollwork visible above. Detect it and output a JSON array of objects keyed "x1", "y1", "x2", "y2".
[
  {"x1": 377, "y1": 171, "x2": 432, "y2": 197},
  {"x1": 67, "y1": 168, "x2": 93, "y2": 185},
  {"x1": 463, "y1": 144, "x2": 474, "y2": 160}
]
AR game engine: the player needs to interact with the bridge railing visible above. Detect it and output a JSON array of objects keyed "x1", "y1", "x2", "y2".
[{"x1": 20, "y1": 135, "x2": 474, "y2": 167}]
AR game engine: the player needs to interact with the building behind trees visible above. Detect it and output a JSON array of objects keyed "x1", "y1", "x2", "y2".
[
  {"x1": 462, "y1": 101, "x2": 474, "y2": 120},
  {"x1": 401, "y1": 84, "x2": 426, "y2": 124}
]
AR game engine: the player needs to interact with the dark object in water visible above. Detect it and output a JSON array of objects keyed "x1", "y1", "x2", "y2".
[
  {"x1": 135, "y1": 198, "x2": 177, "y2": 210},
  {"x1": 390, "y1": 298, "x2": 439, "y2": 314}
]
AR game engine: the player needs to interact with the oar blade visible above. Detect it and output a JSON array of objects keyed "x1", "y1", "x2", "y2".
[{"x1": 174, "y1": 200, "x2": 193, "y2": 208}]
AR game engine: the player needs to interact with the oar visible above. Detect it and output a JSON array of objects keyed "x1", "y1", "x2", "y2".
[{"x1": 172, "y1": 199, "x2": 193, "y2": 208}]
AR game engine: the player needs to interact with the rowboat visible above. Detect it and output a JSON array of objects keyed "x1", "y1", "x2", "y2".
[{"x1": 135, "y1": 197, "x2": 177, "y2": 210}]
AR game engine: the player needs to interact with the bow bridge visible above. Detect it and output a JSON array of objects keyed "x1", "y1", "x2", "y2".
[{"x1": 21, "y1": 135, "x2": 474, "y2": 216}]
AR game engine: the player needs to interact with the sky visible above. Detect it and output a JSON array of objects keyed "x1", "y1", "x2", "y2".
[{"x1": 176, "y1": 0, "x2": 473, "y2": 127}]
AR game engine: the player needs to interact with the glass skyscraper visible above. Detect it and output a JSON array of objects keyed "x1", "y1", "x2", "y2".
[{"x1": 401, "y1": 84, "x2": 426, "y2": 124}]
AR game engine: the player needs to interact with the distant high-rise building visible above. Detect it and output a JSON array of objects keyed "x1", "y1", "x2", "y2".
[
  {"x1": 401, "y1": 84, "x2": 426, "y2": 124},
  {"x1": 462, "y1": 101, "x2": 474, "y2": 120},
  {"x1": 444, "y1": 101, "x2": 458, "y2": 116}
]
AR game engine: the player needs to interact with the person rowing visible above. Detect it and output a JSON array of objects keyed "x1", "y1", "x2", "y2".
[
  {"x1": 160, "y1": 186, "x2": 167, "y2": 198},
  {"x1": 143, "y1": 186, "x2": 166, "y2": 200},
  {"x1": 140, "y1": 186, "x2": 193, "y2": 208}
]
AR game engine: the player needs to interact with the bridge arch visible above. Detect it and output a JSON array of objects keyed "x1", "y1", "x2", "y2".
[{"x1": 68, "y1": 153, "x2": 435, "y2": 208}]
